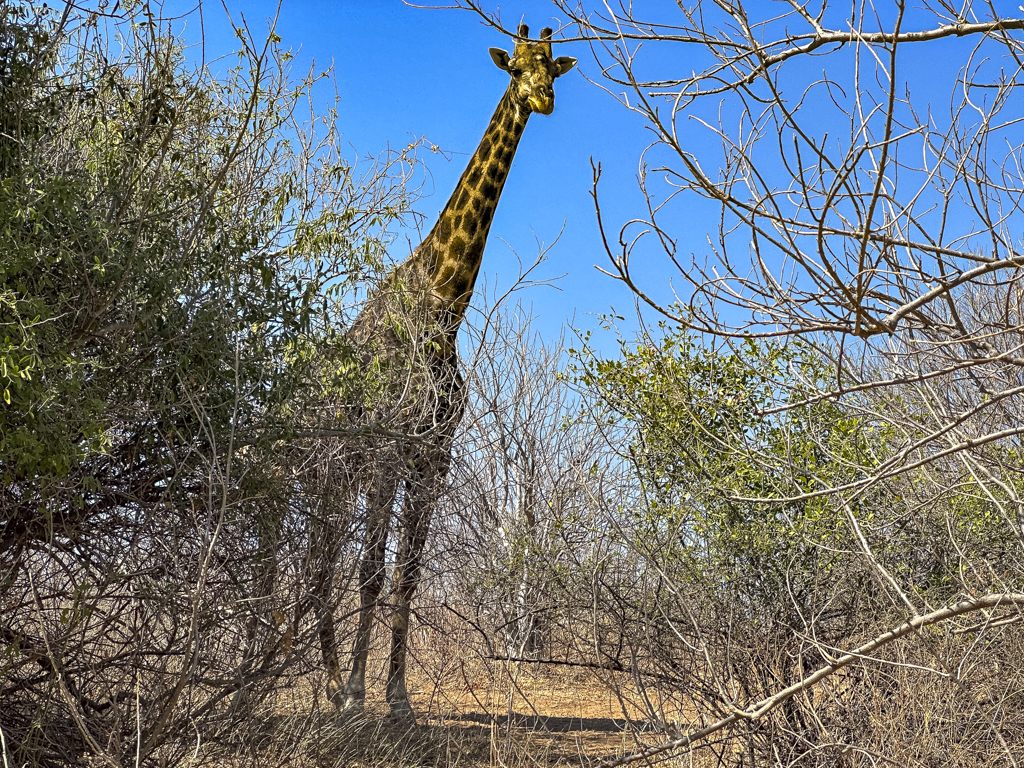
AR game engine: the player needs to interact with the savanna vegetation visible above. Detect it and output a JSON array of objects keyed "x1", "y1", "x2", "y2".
[{"x1": 3, "y1": 1, "x2": 1024, "y2": 766}]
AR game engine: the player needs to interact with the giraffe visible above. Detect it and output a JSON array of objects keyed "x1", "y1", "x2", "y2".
[{"x1": 315, "y1": 24, "x2": 575, "y2": 722}]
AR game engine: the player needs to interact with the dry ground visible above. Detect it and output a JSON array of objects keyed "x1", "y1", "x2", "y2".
[
  {"x1": 191, "y1": 619, "x2": 698, "y2": 768},
  {"x1": 221, "y1": 665, "x2": 663, "y2": 768},
  {"x1": 299, "y1": 644, "x2": 684, "y2": 768},
  {"x1": 311, "y1": 674, "x2": 657, "y2": 768},
  {"x1": 228, "y1": 638, "x2": 682, "y2": 768}
]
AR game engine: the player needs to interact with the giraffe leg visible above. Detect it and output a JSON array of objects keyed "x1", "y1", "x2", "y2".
[
  {"x1": 385, "y1": 445, "x2": 452, "y2": 722},
  {"x1": 311, "y1": 494, "x2": 348, "y2": 709},
  {"x1": 231, "y1": 503, "x2": 284, "y2": 717},
  {"x1": 336, "y1": 474, "x2": 398, "y2": 712}
]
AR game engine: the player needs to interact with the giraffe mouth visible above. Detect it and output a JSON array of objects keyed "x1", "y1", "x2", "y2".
[{"x1": 529, "y1": 95, "x2": 554, "y2": 115}]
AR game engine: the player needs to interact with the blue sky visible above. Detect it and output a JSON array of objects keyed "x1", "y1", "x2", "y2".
[
  {"x1": 176, "y1": 0, "x2": 663, "y2": 350},
  {"x1": 158, "y1": 1, "x2": 1012, "y2": 356}
]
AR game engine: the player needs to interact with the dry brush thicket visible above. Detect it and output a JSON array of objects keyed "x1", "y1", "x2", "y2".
[
  {"x1": 5, "y1": 1, "x2": 1024, "y2": 767},
  {"x1": 453, "y1": 0, "x2": 1024, "y2": 764}
]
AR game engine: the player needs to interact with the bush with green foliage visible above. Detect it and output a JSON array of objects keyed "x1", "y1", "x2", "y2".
[
  {"x1": 0, "y1": 3, "x2": 411, "y2": 764},
  {"x1": 574, "y1": 325, "x2": 887, "y2": 615}
]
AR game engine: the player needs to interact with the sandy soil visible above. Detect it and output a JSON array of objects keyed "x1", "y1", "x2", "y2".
[{"x1": 326, "y1": 648, "x2": 687, "y2": 767}]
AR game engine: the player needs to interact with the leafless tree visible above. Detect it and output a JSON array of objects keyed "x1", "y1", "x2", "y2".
[
  {"x1": 439, "y1": 303, "x2": 610, "y2": 660},
  {"x1": 444, "y1": 1, "x2": 1024, "y2": 764}
]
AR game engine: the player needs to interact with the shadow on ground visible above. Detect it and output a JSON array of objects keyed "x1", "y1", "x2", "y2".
[
  {"x1": 203, "y1": 704, "x2": 656, "y2": 767},
  {"x1": 449, "y1": 711, "x2": 653, "y2": 733}
]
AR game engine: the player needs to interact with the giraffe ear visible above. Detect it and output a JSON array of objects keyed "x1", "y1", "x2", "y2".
[
  {"x1": 489, "y1": 48, "x2": 511, "y2": 71},
  {"x1": 554, "y1": 56, "x2": 577, "y2": 76}
]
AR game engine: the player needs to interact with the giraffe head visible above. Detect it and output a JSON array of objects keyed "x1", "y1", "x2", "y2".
[{"x1": 489, "y1": 24, "x2": 575, "y2": 116}]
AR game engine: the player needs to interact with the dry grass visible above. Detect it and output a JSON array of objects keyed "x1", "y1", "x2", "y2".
[
  {"x1": 336, "y1": 657, "x2": 656, "y2": 767},
  {"x1": 202, "y1": 641, "x2": 667, "y2": 768}
]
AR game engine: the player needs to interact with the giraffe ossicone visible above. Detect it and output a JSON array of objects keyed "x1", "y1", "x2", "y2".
[{"x1": 314, "y1": 22, "x2": 575, "y2": 723}]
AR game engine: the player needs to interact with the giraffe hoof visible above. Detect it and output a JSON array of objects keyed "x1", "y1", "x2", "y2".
[
  {"x1": 387, "y1": 704, "x2": 416, "y2": 726},
  {"x1": 335, "y1": 690, "x2": 366, "y2": 714},
  {"x1": 386, "y1": 690, "x2": 416, "y2": 725}
]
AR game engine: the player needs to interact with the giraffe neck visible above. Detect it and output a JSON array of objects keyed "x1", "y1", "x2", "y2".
[{"x1": 413, "y1": 88, "x2": 530, "y2": 330}]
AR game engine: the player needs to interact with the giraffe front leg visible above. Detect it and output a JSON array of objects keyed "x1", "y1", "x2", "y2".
[
  {"x1": 385, "y1": 528, "x2": 425, "y2": 723},
  {"x1": 386, "y1": 448, "x2": 450, "y2": 723},
  {"x1": 337, "y1": 474, "x2": 397, "y2": 713},
  {"x1": 385, "y1": 597, "x2": 415, "y2": 722},
  {"x1": 310, "y1": 503, "x2": 347, "y2": 711}
]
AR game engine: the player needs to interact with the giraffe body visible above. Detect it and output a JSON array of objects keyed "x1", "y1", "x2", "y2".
[{"x1": 316, "y1": 25, "x2": 574, "y2": 721}]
